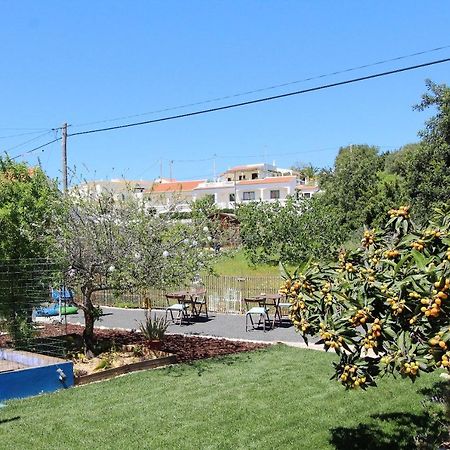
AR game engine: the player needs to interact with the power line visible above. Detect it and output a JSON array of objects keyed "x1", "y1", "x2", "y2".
[
  {"x1": 70, "y1": 45, "x2": 450, "y2": 129},
  {"x1": 10, "y1": 137, "x2": 61, "y2": 160},
  {"x1": 4, "y1": 131, "x2": 53, "y2": 153},
  {"x1": 0, "y1": 127, "x2": 49, "y2": 131},
  {"x1": 68, "y1": 57, "x2": 450, "y2": 138},
  {"x1": 0, "y1": 129, "x2": 53, "y2": 140},
  {"x1": 11, "y1": 57, "x2": 450, "y2": 161},
  {"x1": 165, "y1": 144, "x2": 399, "y2": 165}
]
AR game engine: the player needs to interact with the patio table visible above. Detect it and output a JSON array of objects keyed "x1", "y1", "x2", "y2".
[
  {"x1": 166, "y1": 290, "x2": 205, "y2": 320},
  {"x1": 262, "y1": 293, "x2": 291, "y2": 328},
  {"x1": 188, "y1": 288, "x2": 208, "y2": 318}
]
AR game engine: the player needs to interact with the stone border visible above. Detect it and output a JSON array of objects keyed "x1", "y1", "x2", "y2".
[{"x1": 74, "y1": 354, "x2": 177, "y2": 386}]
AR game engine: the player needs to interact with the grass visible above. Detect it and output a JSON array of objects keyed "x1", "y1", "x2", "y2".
[
  {"x1": 0, "y1": 345, "x2": 445, "y2": 449},
  {"x1": 212, "y1": 249, "x2": 289, "y2": 276}
]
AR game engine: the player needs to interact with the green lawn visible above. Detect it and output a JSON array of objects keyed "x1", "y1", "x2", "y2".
[
  {"x1": 0, "y1": 345, "x2": 444, "y2": 450},
  {"x1": 212, "y1": 249, "x2": 288, "y2": 276}
]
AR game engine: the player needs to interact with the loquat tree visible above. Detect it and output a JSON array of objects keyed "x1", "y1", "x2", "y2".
[{"x1": 283, "y1": 204, "x2": 450, "y2": 389}]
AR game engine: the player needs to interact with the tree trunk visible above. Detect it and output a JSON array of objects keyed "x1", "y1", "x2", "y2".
[{"x1": 82, "y1": 290, "x2": 96, "y2": 357}]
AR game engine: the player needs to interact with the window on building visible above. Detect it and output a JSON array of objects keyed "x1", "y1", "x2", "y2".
[
  {"x1": 242, "y1": 191, "x2": 255, "y2": 201},
  {"x1": 251, "y1": 173, "x2": 258, "y2": 179},
  {"x1": 227, "y1": 177, "x2": 232, "y2": 182},
  {"x1": 229, "y1": 193, "x2": 235, "y2": 202},
  {"x1": 303, "y1": 192, "x2": 311, "y2": 198},
  {"x1": 239, "y1": 175, "x2": 243, "y2": 180},
  {"x1": 270, "y1": 190, "x2": 280, "y2": 199}
]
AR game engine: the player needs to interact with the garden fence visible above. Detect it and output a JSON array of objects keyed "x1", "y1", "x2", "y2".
[
  {"x1": 0, "y1": 259, "x2": 68, "y2": 362},
  {"x1": 90, "y1": 275, "x2": 283, "y2": 314}
]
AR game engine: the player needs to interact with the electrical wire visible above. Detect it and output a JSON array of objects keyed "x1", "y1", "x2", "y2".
[
  {"x1": 70, "y1": 45, "x2": 450, "y2": 129},
  {"x1": 4, "y1": 131, "x2": 53, "y2": 153},
  {"x1": 68, "y1": 58, "x2": 450, "y2": 138},
  {"x1": 0, "y1": 127, "x2": 49, "y2": 131},
  {"x1": 10, "y1": 137, "x2": 61, "y2": 160},
  {"x1": 0, "y1": 129, "x2": 53, "y2": 140},
  {"x1": 11, "y1": 57, "x2": 450, "y2": 161}
]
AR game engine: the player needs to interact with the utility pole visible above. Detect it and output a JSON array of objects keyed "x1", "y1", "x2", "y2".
[
  {"x1": 169, "y1": 160, "x2": 173, "y2": 180},
  {"x1": 61, "y1": 123, "x2": 68, "y2": 193},
  {"x1": 234, "y1": 170, "x2": 237, "y2": 210}
]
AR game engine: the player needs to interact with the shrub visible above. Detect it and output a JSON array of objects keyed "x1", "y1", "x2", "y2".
[
  {"x1": 139, "y1": 312, "x2": 169, "y2": 341},
  {"x1": 283, "y1": 205, "x2": 450, "y2": 389}
]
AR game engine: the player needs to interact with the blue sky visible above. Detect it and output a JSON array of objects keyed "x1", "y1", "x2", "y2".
[{"x1": 1, "y1": 1, "x2": 449, "y2": 185}]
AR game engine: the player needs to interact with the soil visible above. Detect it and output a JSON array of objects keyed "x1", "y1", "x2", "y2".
[
  {"x1": 73, "y1": 346, "x2": 167, "y2": 377},
  {"x1": 0, "y1": 323, "x2": 268, "y2": 364}
]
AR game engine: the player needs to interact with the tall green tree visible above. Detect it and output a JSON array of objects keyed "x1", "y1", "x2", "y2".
[
  {"x1": 237, "y1": 196, "x2": 347, "y2": 265},
  {"x1": 0, "y1": 158, "x2": 60, "y2": 259},
  {"x1": 319, "y1": 144, "x2": 383, "y2": 230},
  {"x1": 383, "y1": 143, "x2": 422, "y2": 178},
  {"x1": 403, "y1": 80, "x2": 450, "y2": 222},
  {"x1": 0, "y1": 158, "x2": 61, "y2": 341},
  {"x1": 363, "y1": 171, "x2": 409, "y2": 228}
]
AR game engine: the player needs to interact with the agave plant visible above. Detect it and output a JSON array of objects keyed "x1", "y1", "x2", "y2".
[{"x1": 139, "y1": 311, "x2": 169, "y2": 341}]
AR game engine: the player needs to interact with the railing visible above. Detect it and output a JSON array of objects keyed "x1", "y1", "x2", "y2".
[{"x1": 91, "y1": 275, "x2": 283, "y2": 314}]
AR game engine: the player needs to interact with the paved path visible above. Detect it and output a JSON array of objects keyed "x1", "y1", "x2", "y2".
[{"x1": 66, "y1": 306, "x2": 317, "y2": 345}]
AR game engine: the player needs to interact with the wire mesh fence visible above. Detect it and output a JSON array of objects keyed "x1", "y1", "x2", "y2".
[{"x1": 0, "y1": 259, "x2": 68, "y2": 360}]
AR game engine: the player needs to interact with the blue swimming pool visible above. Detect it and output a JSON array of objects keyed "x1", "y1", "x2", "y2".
[{"x1": 0, "y1": 349, "x2": 74, "y2": 401}]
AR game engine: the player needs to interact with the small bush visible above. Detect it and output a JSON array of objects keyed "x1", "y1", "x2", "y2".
[{"x1": 139, "y1": 312, "x2": 169, "y2": 341}]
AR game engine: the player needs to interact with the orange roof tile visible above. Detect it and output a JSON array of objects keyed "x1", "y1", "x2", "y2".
[
  {"x1": 147, "y1": 180, "x2": 205, "y2": 193},
  {"x1": 237, "y1": 176, "x2": 296, "y2": 186}
]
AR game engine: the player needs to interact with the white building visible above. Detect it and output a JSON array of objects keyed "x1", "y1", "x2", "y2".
[
  {"x1": 145, "y1": 163, "x2": 319, "y2": 212},
  {"x1": 75, "y1": 163, "x2": 320, "y2": 213},
  {"x1": 75, "y1": 179, "x2": 154, "y2": 201}
]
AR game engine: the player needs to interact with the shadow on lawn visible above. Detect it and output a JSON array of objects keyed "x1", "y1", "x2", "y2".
[
  {"x1": 0, "y1": 416, "x2": 20, "y2": 425},
  {"x1": 330, "y1": 382, "x2": 450, "y2": 450},
  {"x1": 165, "y1": 352, "x2": 253, "y2": 378},
  {"x1": 330, "y1": 412, "x2": 441, "y2": 450}
]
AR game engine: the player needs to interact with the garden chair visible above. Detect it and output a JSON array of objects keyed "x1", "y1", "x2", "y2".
[
  {"x1": 189, "y1": 288, "x2": 208, "y2": 319},
  {"x1": 165, "y1": 293, "x2": 190, "y2": 325},
  {"x1": 244, "y1": 297, "x2": 271, "y2": 332}
]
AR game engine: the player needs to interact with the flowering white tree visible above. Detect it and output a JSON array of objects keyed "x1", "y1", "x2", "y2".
[{"x1": 58, "y1": 189, "x2": 213, "y2": 355}]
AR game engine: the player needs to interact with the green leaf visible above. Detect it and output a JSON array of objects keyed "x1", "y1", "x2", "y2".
[
  {"x1": 278, "y1": 261, "x2": 291, "y2": 280},
  {"x1": 383, "y1": 326, "x2": 397, "y2": 339},
  {"x1": 402, "y1": 219, "x2": 409, "y2": 234},
  {"x1": 397, "y1": 330, "x2": 406, "y2": 352},
  {"x1": 410, "y1": 249, "x2": 427, "y2": 270},
  {"x1": 394, "y1": 254, "x2": 411, "y2": 275}
]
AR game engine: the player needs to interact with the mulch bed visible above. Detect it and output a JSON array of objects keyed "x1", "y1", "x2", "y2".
[{"x1": 0, "y1": 324, "x2": 268, "y2": 363}]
